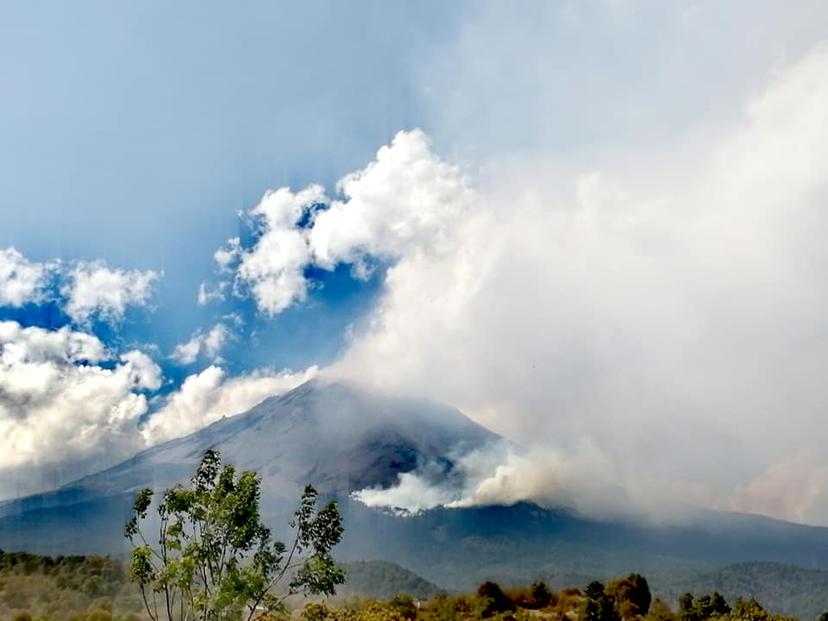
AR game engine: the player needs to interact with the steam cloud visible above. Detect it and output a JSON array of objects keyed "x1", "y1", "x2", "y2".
[
  {"x1": 342, "y1": 44, "x2": 828, "y2": 524},
  {"x1": 353, "y1": 442, "x2": 675, "y2": 523},
  {"x1": 219, "y1": 41, "x2": 828, "y2": 524}
]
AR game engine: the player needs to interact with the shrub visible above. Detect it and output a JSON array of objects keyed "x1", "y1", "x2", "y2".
[
  {"x1": 722, "y1": 597, "x2": 796, "y2": 621},
  {"x1": 529, "y1": 580, "x2": 553, "y2": 609},
  {"x1": 389, "y1": 594, "x2": 418, "y2": 620},
  {"x1": 647, "y1": 598, "x2": 676, "y2": 621},
  {"x1": 679, "y1": 592, "x2": 731, "y2": 621},
  {"x1": 608, "y1": 574, "x2": 652, "y2": 618},
  {"x1": 423, "y1": 593, "x2": 473, "y2": 621},
  {"x1": 302, "y1": 603, "x2": 332, "y2": 621},
  {"x1": 476, "y1": 581, "x2": 514, "y2": 617},
  {"x1": 585, "y1": 581, "x2": 620, "y2": 621}
]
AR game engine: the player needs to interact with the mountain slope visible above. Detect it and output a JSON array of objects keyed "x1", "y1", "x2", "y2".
[
  {"x1": 80, "y1": 377, "x2": 497, "y2": 496},
  {"x1": 2, "y1": 378, "x2": 828, "y2": 608},
  {"x1": 339, "y1": 560, "x2": 444, "y2": 600},
  {"x1": 331, "y1": 499, "x2": 828, "y2": 591},
  {"x1": 0, "y1": 378, "x2": 499, "y2": 553},
  {"x1": 649, "y1": 562, "x2": 828, "y2": 620}
]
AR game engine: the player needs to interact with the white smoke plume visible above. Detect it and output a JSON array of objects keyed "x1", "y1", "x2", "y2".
[{"x1": 325, "y1": 43, "x2": 828, "y2": 525}]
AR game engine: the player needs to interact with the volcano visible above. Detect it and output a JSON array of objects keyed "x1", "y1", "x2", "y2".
[
  {"x1": 0, "y1": 378, "x2": 498, "y2": 554},
  {"x1": 2, "y1": 378, "x2": 828, "y2": 597}
]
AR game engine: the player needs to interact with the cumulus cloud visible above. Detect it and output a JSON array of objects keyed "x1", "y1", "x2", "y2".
[
  {"x1": 0, "y1": 249, "x2": 161, "y2": 325},
  {"x1": 170, "y1": 323, "x2": 231, "y2": 364},
  {"x1": 62, "y1": 261, "x2": 161, "y2": 324},
  {"x1": 0, "y1": 247, "x2": 55, "y2": 307},
  {"x1": 0, "y1": 320, "x2": 161, "y2": 498},
  {"x1": 141, "y1": 364, "x2": 318, "y2": 444},
  {"x1": 337, "y1": 43, "x2": 828, "y2": 525},
  {"x1": 215, "y1": 130, "x2": 471, "y2": 315},
  {"x1": 235, "y1": 186, "x2": 324, "y2": 314},
  {"x1": 0, "y1": 316, "x2": 317, "y2": 498}
]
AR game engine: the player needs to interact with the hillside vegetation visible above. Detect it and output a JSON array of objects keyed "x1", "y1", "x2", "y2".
[
  {"x1": 0, "y1": 552, "x2": 442, "y2": 620},
  {"x1": 0, "y1": 551, "x2": 142, "y2": 621},
  {"x1": 300, "y1": 575, "x2": 802, "y2": 621},
  {"x1": 2, "y1": 550, "x2": 826, "y2": 621},
  {"x1": 338, "y1": 562, "x2": 443, "y2": 600},
  {"x1": 654, "y1": 562, "x2": 828, "y2": 621}
]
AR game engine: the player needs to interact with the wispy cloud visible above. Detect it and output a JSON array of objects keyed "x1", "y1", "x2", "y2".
[
  {"x1": 0, "y1": 247, "x2": 56, "y2": 307},
  {"x1": 170, "y1": 323, "x2": 231, "y2": 364}
]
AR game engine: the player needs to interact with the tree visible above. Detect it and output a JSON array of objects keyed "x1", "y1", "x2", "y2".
[
  {"x1": 125, "y1": 449, "x2": 344, "y2": 621},
  {"x1": 728, "y1": 597, "x2": 795, "y2": 621},
  {"x1": 708, "y1": 593, "x2": 730, "y2": 616},
  {"x1": 648, "y1": 598, "x2": 677, "y2": 621},
  {"x1": 585, "y1": 581, "x2": 607, "y2": 602},
  {"x1": 528, "y1": 580, "x2": 553, "y2": 609},
  {"x1": 476, "y1": 581, "x2": 514, "y2": 617},
  {"x1": 388, "y1": 594, "x2": 418, "y2": 620},
  {"x1": 678, "y1": 593, "x2": 697, "y2": 621},
  {"x1": 585, "y1": 581, "x2": 620, "y2": 621},
  {"x1": 678, "y1": 592, "x2": 730, "y2": 621},
  {"x1": 608, "y1": 573, "x2": 651, "y2": 618}
]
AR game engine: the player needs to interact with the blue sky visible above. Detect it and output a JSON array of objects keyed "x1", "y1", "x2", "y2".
[{"x1": 0, "y1": 0, "x2": 467, "y2": 374}]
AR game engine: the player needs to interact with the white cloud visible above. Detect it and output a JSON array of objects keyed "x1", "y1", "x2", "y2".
[
  {"x1": 214, "y1": 237, "x2": 241, "y2": 273},
  {"x1": 309, "y1": 130, "x2": 471, "y2": 269},
  {"x1": 171, "y1": 323, "x2": 230, "y2": 364},
  {"x1": 218, "y1": 130, "x2": 471, "y2": 315},
  {"x1": 0, "y1": 248, "x2": 327, "y2": 498},
  {"x1": 141, "y1": 364, "x2": 318, "y2": 444},
  {"x1": 0, "y1": 317, "x2": 318, "y2": 498},
  {"x1": 337, "y1": 43, "x2": 828, "y2": 525},
  {"x1": 0, "y1": 247, "x2": 54, "y2": 307},
  {"x1": 235, "y1": 186, "x2": 323, "y2": 314},
  {"x1": 62, "y1": 261, "x2": 160, "y2": 324},
  {"x1": 0, "y1": 320, "x2": 161, "y2": 499},
  {"x1": 197, "y1": 281, "x2": 227, "y2": 305},
  {"x1": 0, "y1": 249, "x2": 162, "y2": 324}
]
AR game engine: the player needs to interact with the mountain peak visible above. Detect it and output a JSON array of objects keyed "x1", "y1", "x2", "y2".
[{"x1": 53, "y1": 378, "x2": 500, "y2": 501}]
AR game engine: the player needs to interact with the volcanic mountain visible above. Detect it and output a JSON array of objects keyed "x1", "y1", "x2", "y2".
[
  {"x1": 66, "y1": 377, "x2": 496, "y2": 498},
  {"x1": 0, "y1": 378, "x2": 498, "y2": 552},
  {"x1": 2, "y1": 378, "x2": 828, "y2": 601}
]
